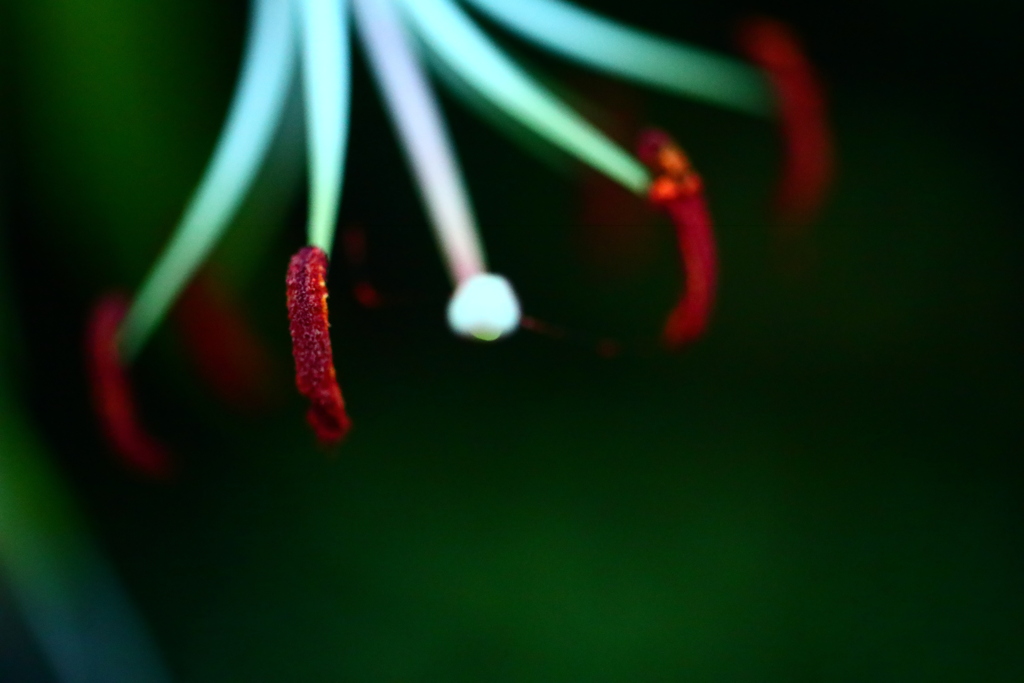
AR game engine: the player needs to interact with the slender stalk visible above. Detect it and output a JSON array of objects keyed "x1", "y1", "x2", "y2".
[
  {"x1": 294, "y1": 0, "x2": 352, "y2": 256},
  {"x1": 399, "y1": 0, "x2": 651, "y2": 195},
  {"x1": 464, "y1": 0, "x2": 773, "y2": 116},
  {"x1": 119, "y1": 0, "x2": 296, "y2": 360},
  {"x1": 354, "y1": 0, "x2": 486, "y2": 285}
]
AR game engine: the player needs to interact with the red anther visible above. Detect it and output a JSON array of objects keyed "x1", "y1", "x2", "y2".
[
  {"x1": 285, "y1": 246, "x2": 351, "y2": 445},
  {"x1": 659, "y1": 194, "x2": 717, "y2": 348},
  {"x1": 85, "y1": 294, "x2": 172, "y2": 478},
  {"x1": 737, "y1": 16, "x2": 834, "y2": 228},
  {"x1": 638, "y1": 129, "x2": 718, "y2": 349},
  {"x1": 174, "y1": 273, "x2": 274, "y2": 410}
]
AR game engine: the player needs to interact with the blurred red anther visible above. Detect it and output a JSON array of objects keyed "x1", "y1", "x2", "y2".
[
  {"x1": 85, "y1": 294, "x2": 172, "y2": 478},
  {"x1": 174, "y1": 273, "x2": 274, "y2": 410},
  {"x1": 737, "y1": 16, "x2": 834, "y2": 228},
  {"x1": 285, "y1": 246, "x2": 351, "y2": 445},
  {"x1": 637, "y1": 129, "x2": 718, "y2": 349}
]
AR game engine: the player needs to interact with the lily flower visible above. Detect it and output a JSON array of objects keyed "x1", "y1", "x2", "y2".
[{"x1": 87, "y1": 0, "x2": 822, "y2": 462}]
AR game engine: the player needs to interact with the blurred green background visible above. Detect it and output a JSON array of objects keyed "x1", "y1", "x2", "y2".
[{"x1": 1, "y1": 0, "x2": 1022, "y2": 680}]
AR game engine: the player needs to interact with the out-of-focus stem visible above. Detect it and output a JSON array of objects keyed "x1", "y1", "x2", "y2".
[
  {"x1": 400, "y1": 0, "x2": 651, "y2": 195},
  {"x1": 120, "y1": 0, "x2": 296, "y2": 360},
  {"x1": 464, "y1": 0, "x2": 773, "y2": 116},
  {"x1": 354, "y1": 0, "x2": 486, "y2": 285}
]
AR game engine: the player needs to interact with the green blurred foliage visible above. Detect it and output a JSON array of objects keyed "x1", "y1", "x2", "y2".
[{"x1": 1, "y1": 0, "x2": 1022, "y2": 681}]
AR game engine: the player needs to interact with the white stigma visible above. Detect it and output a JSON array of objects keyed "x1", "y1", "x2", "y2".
[{"x1": 446, "y1": 273, "x2": 521, "y2": 341}]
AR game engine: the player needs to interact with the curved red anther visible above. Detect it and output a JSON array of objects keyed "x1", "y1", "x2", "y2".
[
  {"x1": 285, "y1": 246, "x2": 351, "y2": 445},
  {"x1": 658, "y1": 195, "x2": 717, "y2": 348},
  {"x1": 85, "y1": 294, "x2": 172, "y2": 478},
  {"x1": 737, "y1": 16, "x2": 834, "y2": 228},
  {"x1": 638, "y1": 129, "x2": 718, "y2": 349}
]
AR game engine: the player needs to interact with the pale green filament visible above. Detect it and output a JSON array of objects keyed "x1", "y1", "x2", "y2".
[
  {"x1": 118, "y1": 0, "x2": 295, "y2": 360},
  {"x1": 295, "y1": 0, "x2": 352, "y2": 256},
  {"x1": 399, "y1": 0, "x2": 651, "y2": 195},
  {"x1": 464, "y1": 0, "x2": 773, "y2": 117}
]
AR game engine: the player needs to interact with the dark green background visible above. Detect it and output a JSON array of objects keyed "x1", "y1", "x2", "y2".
[{"x1": 1, "y1": 0, "x2": 1022, "y2": 680}]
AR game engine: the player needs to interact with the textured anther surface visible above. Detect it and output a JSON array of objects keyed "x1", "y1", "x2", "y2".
[{"x1": 286, "y1": 246, "x2": 351, "y2": 445}]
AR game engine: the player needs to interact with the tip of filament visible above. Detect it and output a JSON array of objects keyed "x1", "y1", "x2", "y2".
[{"x1": 447, "y1": 273, "x2": 521, "y2": 341}]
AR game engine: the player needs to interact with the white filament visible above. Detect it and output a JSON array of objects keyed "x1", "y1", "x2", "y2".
[{"x1": 353, "y1": 0, "x2": 486, "y2": 285}]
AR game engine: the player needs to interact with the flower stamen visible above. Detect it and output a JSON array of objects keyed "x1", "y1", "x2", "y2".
[
  {"x1": 79, "y1": 0, "x2": 832, "y2": 448},
  {"x1": 638, "y1": 129, "x2": 717, "y2": 349},
  {"x1": 285, "y1": 246, "x2": 351, "y2": 445}
]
